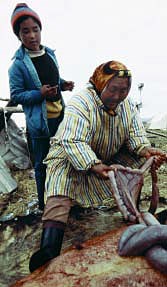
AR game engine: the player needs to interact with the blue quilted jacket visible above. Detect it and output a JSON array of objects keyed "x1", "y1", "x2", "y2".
[{"x1": 8, "y1": 45, "x2": 65, "y2": 138}]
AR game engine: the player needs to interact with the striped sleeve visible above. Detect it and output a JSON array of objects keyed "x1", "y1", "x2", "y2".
[
  {"x1": 59, "y1": 97, "x2": 101, "y2": 170},
  {"x1": 125, "y1": 100, "x2": 150, "y2": 154}
]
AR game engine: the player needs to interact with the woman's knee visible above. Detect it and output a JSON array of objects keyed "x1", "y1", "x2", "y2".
[{"x1": 42, "y1": 196, "x2": 72, "y2": 223}]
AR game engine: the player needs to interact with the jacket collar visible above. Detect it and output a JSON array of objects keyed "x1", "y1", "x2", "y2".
[{"x1": 11, "y1": 45, "x2": 55, "y2": 60}]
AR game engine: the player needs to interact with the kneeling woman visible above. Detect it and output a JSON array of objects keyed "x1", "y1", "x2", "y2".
[{"x1": 29, "y1": 60, "x2": 165, "y2": 272}]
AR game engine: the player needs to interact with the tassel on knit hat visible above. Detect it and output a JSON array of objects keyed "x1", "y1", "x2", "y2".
[{"x1": 11, "y1": 3, "x2": 42, "y2": 36}]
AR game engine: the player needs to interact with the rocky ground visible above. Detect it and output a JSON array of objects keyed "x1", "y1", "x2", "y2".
[{"x1": 0, "y1": 129, "x2": 166, "y2": 287}]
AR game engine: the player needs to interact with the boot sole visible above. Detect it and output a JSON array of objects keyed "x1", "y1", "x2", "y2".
[{"x1": 29, "y1": 247, "x2": 55, "y2": 273}]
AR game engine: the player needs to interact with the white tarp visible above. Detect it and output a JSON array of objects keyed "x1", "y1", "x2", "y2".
[
  {"x1": 0, "y1": 118, "x2": 31, "y2": 169},
  {"x1": 149, "y1": 113, "x2": 167, "y2": 130},
  {"x1": 0, "y1": 156, "x2": 17, "y2": 194}
]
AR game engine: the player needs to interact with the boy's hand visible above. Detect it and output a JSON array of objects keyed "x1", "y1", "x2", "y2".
[
  {"x1": 61, "y1": 81, "x2": 74, "y2": 91},
  {"x1": 41, "y1": 85, "x2": 58, "y2": 101}
]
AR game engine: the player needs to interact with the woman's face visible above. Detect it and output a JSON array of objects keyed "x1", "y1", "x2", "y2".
[
  {"x1": 100, "y1": 77, "x2": 129, "y2": 111},
  {"x1": 19, "y1": 17, "x2": 41, "y2": 51}
]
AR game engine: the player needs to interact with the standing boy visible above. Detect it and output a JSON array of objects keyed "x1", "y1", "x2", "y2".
[{"x1": 9, "y1": 3, "x2": 74, "y2": 210}]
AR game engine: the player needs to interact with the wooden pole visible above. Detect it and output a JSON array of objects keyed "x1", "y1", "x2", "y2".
[
  {"x1": 0, "y1": 106, "x2": 23, "y2": 113},
  {"x1": 0, "y1": 98, "x2": 10, "y2": 101},
  {"x1": 146, "y1": 129, "x2": 167, "y2": 138}
]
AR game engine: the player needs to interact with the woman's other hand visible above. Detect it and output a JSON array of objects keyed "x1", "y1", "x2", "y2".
[{"x1": 90, "y1": 163, "x2": 113, "y2": 179}]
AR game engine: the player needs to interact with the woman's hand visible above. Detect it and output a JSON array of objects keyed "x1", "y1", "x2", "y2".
[
  {"x1": 139, "y1": 147, "x2": 167, "y2": 169},
  {"x1": 90, "y1": 163, "x2": 113, "y2": 179},
  {"x1": 139, "y1": 147, "x2": 166, "y2": 158}
]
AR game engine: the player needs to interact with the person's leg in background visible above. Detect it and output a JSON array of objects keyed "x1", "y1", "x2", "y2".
[
  {"x1": 29, "y1": 196, "x2": 72, "y2": 272},
  {"x1": 31, "y1": 137, "x2": 50, "y2": 210},
  {"x1": 30, "y1": 113, "x2": 64, "y2": 210}
]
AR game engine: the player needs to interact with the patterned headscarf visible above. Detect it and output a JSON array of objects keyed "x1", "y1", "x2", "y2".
[{"x1": 89, "y1": 60, "x2": 131, "y2": 94}]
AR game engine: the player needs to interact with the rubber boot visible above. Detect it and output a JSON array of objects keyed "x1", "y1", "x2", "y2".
[{"x1": 29, "y1": 226, "x2": 64, "y2": 273}]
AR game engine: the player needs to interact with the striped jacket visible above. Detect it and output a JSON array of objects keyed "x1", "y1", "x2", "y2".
[{"x1": 45, "y1": 83, "x2": 150, "y2": 207}]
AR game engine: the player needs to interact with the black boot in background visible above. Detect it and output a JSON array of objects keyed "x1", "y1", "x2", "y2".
[{"x1": 29, "y1": 221, "x2": 65, "y2": 273}]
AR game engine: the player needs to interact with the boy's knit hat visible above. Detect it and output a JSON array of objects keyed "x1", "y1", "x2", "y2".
[{"x1": 11, "y1": 3, "x2": 42, "y2": 35}]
